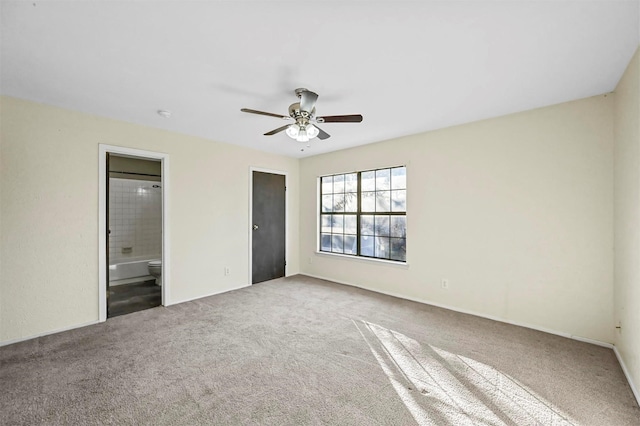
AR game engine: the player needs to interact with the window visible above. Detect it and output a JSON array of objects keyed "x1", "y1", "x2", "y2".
[{"x1": 320, "y1": 166, "x2": 406, "y2": 262}]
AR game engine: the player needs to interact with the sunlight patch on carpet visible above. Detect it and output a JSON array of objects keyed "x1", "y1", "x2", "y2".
[{"x1": 354, "y1": 320, "x2": 577, "y2": 426}]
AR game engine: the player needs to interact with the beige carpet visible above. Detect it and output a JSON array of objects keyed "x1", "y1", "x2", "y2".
[{"x1": 1, "y1": 275, "x2": 638, "y2": 425}]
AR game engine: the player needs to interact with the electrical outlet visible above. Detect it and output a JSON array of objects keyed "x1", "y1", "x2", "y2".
[
  {"x1": 224, "y1": 267, "x2": 230, "y2": 276},
  {"x1": 308, "y1": 257, "x2": 313, "y2": 264},
  {"x1": 441, "y1": 279, "x2": 449, "y2": 289}
]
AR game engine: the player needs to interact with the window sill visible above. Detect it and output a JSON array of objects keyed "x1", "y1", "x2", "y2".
[{"x1": 314, "y1": 251, "x2": 410, "y2": 269}]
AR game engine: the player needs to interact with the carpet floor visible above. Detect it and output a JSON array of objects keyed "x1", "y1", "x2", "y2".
[{"x1": 1, "y1": 275, "x2": 638, "y2": 425}]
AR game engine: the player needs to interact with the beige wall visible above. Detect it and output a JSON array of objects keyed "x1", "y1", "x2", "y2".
[
  {"x1": 300, "y1": 94, "x2": 615, "y2": 344},
  {"x1": 0, "y1": 96, "x2": 299, "y2": 343},
  {"x1": 614, "y1": 47, "x2": 640, "y2": 398}
]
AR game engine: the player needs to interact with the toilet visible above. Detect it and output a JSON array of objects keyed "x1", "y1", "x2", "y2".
[{"x1": 147, "y1": 260, "x2": 162, "y2": 286}]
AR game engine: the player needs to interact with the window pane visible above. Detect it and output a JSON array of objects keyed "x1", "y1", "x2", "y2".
[
  {"x1": 344, "y1": 192, "x2": 357, "y2": 212},
  {"x1": 375, "y1": 237, "x2": 391, "y2": 259},
  {"x1": 322, "y1": 195, "x2": 332, "y2": 212},
  {"x1": 375, "y1": 191, "x2": 391, "y2": 212},
  {"x1": 333, "y1": 174, "x2": 345, "y2": 193},
  {"x1": 344, "y1": 215, "x2": 357, "y2": 234},
  {"x1": 321, "y1": 234, "x2": 331, "y2": 251},
  {"x1": 345, "y1": 173, "x2": 358, "y2": 192},
  {"x1": 390, "y1": 238, "x2": 406, "y2": 261},
  {"x1": 333, "y1": 193, "x2": 345, "y2": 212},
  {"x1": 322, "y1": 176, "x2": 333, "y2": 194},
  {"x1": 376, "y1": 169, "x2": 390, "y2": 190},
  {"x1": 331, "y1": 235, "x2": 344, "y2": 253},
  {"x1": 391, "y1": 167, "x2": 406, "y2": 190},
  {"x1": 362, "y1": 171, "x2": 375, "y2": 191},
  {"x1": 321, "y1": 215, "x2": 332, "y2": 233},
  {"x1": 331, "y1": 215, "x2": 343, "y2": 233},
  {"x1": 361, "y1": 235, "x2": 374, "y2": 256},
  {"x1": 374, "y1": 215, "x2": 390, "y2": 237},
  {"x1": 390, "y1": 216, "x2": 406, "y2": 237},
  {"x1": 391, "y1": 190, "x2": 406, "y2": 212},
  {"x1": 362, "y1": 191, "x2": 375, "y2": 212},
  {"x1": 344, "y1": 235, "x2": 357, "y2": 254},
  {"x1": 361, "y1": 215, "x2": 374, "y2": 235}
]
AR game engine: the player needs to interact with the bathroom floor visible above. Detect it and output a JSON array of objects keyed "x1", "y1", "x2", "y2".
[{"x1": 108, "y1": 279, "x2": 161, "y2": 318}]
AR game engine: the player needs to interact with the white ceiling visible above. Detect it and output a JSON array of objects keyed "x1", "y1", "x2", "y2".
[{"x1": 1, "y1": 1, "x2": 638, "y2": 158}]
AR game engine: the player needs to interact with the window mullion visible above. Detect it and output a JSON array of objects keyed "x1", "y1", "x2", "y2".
[{"x1": 356, "y1": 171, "x2": 362, "y2": 256}]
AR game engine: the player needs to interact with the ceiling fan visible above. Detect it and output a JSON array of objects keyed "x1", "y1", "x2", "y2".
[{"x1": 241, "y1": 88, "x2": 363, "y2": 143}]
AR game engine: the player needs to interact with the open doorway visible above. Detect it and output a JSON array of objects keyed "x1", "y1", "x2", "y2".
[
  {"x1": 107, "y1": 154, "x2": 162, "y2": 317},
  {"x1": 99, "y1": 145, "x2": 170, "y2": 322}
]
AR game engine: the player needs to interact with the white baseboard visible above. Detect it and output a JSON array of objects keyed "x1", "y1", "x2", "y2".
[
  {"x1": 0, "y1": 320, "x2": 100, "y2": 348},
  {"x1": 613, "y1": 346, "x2": 640, "y2": 405},
  {"x1": 570, "y1": 334, "x2": 614, "y2": 348},
  {"x1": 301, "y1": 273, "x2": 614, "y2": 349},
  {"x1": 167, "y1": 283, "x2": 251, "y2": 306}
]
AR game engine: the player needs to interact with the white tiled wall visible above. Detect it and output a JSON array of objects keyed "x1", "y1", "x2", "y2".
[{"x1": 109, "y1": 178, "x2": 162, "y2": 263}]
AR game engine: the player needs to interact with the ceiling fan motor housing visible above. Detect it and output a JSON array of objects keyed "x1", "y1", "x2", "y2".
[{"x1": 288, "y1": 102, "x2": 314, "y2": 127}]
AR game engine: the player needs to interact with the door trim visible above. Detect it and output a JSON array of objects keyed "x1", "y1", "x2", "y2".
[
  {"x1": 98, "y1": 144, "x2": 171, "y2": 322},
  {"x1": 248, "y1": 167, "x2": 289, "y2": 285}
]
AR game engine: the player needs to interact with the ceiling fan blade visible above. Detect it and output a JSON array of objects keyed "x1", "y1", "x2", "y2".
[
  {"x1": 300, "y1": 90, "x2": 318, "y2": 113},
  {"x1": 241, "y1": 108, "x2": 291, "y2": 120},
  {"x1": 264, "y1": 124, "x2": 291, "y2": 136},
  {"x1": 316, "y1": 114, "x2": 363, "y2": 123},
  {"x1": 315, "y1": 126, "x2": 330, "y2": 140}
]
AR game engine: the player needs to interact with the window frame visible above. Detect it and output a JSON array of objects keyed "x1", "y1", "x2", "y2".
[{"x1": 318, "y1": 165, "x2": 407, "y2": 263}]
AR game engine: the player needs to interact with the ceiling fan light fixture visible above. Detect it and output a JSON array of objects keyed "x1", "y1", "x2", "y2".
[
  {"x1": 286, "y1": 123, "x2": 317, "y2": 143},
  {"x1": 297, "y1": 127, "x2": 309, "y2": 143},
  {"x1": 306, "y1": 124, "x2": 319, "y2": 139},
  {"x1": 285, "y1": 124, "x2": 299, "y2": 139}
]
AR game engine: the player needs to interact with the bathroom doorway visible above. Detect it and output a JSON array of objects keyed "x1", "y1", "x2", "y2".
[
  {"x1": 99, "y1": 145, "x2": 170, "y2": 322},
  {"x1": 107, "y1": 154, "x2": 162, "y2": 317}
]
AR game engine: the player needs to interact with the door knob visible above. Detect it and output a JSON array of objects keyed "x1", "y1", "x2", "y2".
[{"x1": 253, "y1": 224, "x2": 259, "y2": 231}]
